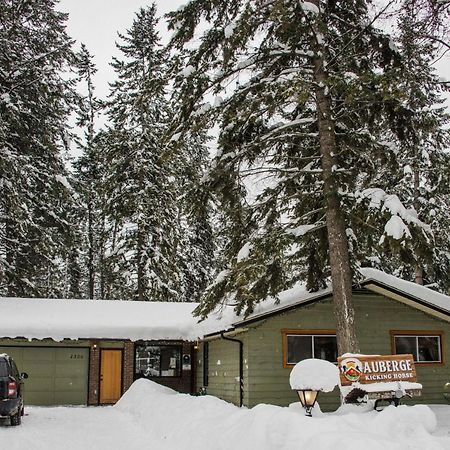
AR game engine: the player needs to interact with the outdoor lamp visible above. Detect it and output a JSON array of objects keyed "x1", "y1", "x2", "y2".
[
  {"x1": 290, "y1": 359, "x2": 339, "y2": 417},
  {"x1": 296, "y1": 389, "x2": 319, "y2": 417}
]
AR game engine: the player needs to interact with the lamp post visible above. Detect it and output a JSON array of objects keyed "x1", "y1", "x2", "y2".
[
  {"x1": 289, "y1": 358, "x2": 340, "y2": 417},
  {"x1": 295, "y1": 389, "x2": 319, "y2": 417}
]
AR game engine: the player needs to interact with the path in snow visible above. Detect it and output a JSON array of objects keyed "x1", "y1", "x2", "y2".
[{"x1": 0, "y1": 405, "x2": 164, "y2": 450}]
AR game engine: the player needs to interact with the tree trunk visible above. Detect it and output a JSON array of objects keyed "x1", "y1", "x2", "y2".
[
  {"x1": 136, "y1": 221, "x2": 145, "y2": 301},
  {"x1": 311, "y1": 2, "x2": 359, "y2": 355},
  {"x1": 413, "y1": 166, "x2": 423, "y2": 285},
  {"x1": 99, "y1": 206, "x2": 106, "y2": 299},
  {"x1": 87, "y1": 192, "x2": 95, "y2": 298}
]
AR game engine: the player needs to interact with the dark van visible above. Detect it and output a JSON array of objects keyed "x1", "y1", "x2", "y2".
[{"x1": 0, "y1": 353, "x2": 28, "y2": 426}]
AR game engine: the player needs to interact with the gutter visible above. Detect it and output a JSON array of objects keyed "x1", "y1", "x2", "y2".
[{"x1": 220, "y1": 332, "x2": 244, "y2": 407}]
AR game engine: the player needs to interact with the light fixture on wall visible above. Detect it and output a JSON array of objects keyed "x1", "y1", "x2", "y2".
[{"x1": 296, "y1": 389, "x2": 319, "y2": 417}]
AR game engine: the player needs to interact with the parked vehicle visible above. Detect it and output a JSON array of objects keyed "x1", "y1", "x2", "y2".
[{"x1": 0, "y1": 353, "x2": 28, "y2": 426}]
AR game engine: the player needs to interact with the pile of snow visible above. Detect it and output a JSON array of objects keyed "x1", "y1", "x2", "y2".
[
  {"x1": 289, "y1": 359, "x2": 339, "y2": 392},
  {"x1": 115, "y1": 379, "x2": 449, "y2": 450}
]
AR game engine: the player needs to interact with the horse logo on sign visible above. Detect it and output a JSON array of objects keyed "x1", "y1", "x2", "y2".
[{"x1": 340, "y1": 357, "x2": 363, "y2": 382}]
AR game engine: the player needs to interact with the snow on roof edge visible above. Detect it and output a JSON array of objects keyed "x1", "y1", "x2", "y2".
[
  {"x1": 228, "y1": 268, "x2": 450, "y2": 330},
  {"x1": 0, "y1": 269, "x2": 448, "y2": 342},
  {"x1": 0, "y1": 297, "x2": 236, "y2": 342},
  {"x1": 360, "y1": 268, "x2": 450, "y2": 314}
]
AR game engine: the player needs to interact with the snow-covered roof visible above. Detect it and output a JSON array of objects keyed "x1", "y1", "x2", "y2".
[
  {"x1": 229, "y1": 284, "x2": 333, "y2": 329},
  {"x1": 359, "y1": 268, "x2": 450, "y2": 314},
  {"x1": 228, "y1": 268, "x2": 450, "y2": 329},
  {"x1": 1, "y1": 269, "x2": 448, "y2": 342},
  {"x1": 0, "y1": 297, "x2": 234, "y2": 342}
]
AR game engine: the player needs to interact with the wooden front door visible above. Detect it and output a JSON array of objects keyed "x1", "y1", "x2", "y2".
[{"x1": 100, "y1": 350, "x2": 123, "y2": 404}]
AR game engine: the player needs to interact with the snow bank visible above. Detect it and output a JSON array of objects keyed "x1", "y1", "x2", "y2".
[
  {"x1": 289, "y1": 359, "x2": 339, "y2": 392},
  {"x1": 116, "y1": 379, "x2": 448, "y2": 450}
]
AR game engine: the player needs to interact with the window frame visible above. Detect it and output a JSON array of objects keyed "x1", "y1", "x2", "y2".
[
  {"x1": 390, "y1": 330, "x2": 444, "y2": 366},
  {"x1": 134, "y1": 343, "x2": 183, "y2": 379},
  {"x1": 282, "y1": 329, "x2": 337, "y2": 368}
]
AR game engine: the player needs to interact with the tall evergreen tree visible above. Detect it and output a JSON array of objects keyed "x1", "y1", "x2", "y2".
[
  {"x1": 170, "y1": 130, "x2": 216, "y2": 302},
  {"x1": 0, "y1": 0, "x2": 77, "y2": 297},
  {"x1": 167, "y1": 0, "x2": 439, "y2": 353},
  {"x1": 354, "y1": 0, "x2": 450, "y2": 290},
  {"x1": 73, "y1": 43, "x2": 103, "y2": 299},
  {"x1": 103, "y1": 5, "x2": 183, "y2": 301}
]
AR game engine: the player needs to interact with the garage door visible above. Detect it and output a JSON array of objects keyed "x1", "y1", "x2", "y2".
[{"x1": 0, "y1": 346, "x2": 89, "y2": 406}]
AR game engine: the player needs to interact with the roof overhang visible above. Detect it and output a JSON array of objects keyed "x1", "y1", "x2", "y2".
[
  {"x1": 204, "y1": 279, "x2": 450, "y2": 338},
  {"x1": 362, "y1": 280, "x2": 450, "y2": 323}
]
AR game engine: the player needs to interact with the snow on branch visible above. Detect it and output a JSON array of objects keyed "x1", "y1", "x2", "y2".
[
  {"x1": 357, "y1": 188, "x2": 432, "y2": 241},
  {"x1": 299, "y1": 2, "x2": 320, "y2": 15}
]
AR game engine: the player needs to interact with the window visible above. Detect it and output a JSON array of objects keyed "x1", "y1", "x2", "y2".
[
  {"x1": 0, "y1": 360, "x2": 8, "y2": 377},
  {"x1": 283, "y1": 331, "x2": 337, "y2": 367},
  {"x1": 135, "y1": 344, "x2": 182, "y2": 378},
  {"x1": 393, "y1": 332, "x2": 442, "y2": 363}
]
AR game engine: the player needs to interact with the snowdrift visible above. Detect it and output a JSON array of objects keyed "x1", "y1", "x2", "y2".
[{"x1": 116, "y1": 379, "x2": 449, "y2": 450}]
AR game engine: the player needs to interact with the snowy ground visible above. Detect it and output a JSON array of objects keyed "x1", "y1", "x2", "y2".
[{"x1": 1, "y1": 380, "x2": 449, "y2": 450}]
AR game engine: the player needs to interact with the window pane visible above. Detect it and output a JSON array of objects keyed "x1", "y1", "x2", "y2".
[
  {"x1": 135, "y1": 346, "x2": 161, "y2": 377},
  {"x1": 313, "y1": 336, "x2": 338, "y2": 362},
  {"x1": 160, "y1": 347, "x2": 181, "y2": 376},
  {"x1": 0, "y1": 361, "x2": 8, "y2": 377},
  {"x1": 418, "y1": 336, "x2": 440, "y2": 362},
  {"x1": 135, "y1": 345, "x2": 182, "y2": 378},
  {"x1": 287, "y1": 335, "x2": 312, "y2": 364},
  {"x1": 395, "y1": 336, "x2": 418, "y2": 360}
]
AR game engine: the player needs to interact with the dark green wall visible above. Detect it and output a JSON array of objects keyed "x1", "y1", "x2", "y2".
[
  {"x1": 0, "y1": 338, "x2": 124, "y2": 406},
  {"x1": 196, "y1": 335, "x2": 249, "y2": 406}
]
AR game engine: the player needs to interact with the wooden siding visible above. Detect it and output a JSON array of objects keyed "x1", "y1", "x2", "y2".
[
  {"x1": 354, "y1": 293, "x2": 450, "y2": 407},
  {"x1": 205, "y1": 291, "x2": 450, "y2": 411},
  {"x1": 196, "y1": 334, "x2": 249, "y2": 406},
  {"x1": 245, "y1": 299, "x2": 339, "y2": 410}
]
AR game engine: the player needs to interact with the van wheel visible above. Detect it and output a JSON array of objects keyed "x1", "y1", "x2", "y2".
[{"x1": 10, "y1": 411, "x2": 21, "y2": 426}]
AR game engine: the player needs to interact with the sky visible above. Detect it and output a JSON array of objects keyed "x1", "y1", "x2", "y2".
[
  {"x1": 57, "y1": 0, "x2": 449, "y2": 142},
  {"x1": 57, "y1": 0, "x2": 185, "y2": 102}
]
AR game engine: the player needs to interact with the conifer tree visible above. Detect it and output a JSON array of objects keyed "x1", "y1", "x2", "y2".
[
  {"x1": 73, "y1": 43, "x2": 103, "y2": 299},
  {"x1": 354, "y1": 0, "x2": 450, "y2": 290},
  {"x1": 170, "y1": 130, "x2": 216, "y2": 302},
  {"x1": 0, "y1": 0, "x2": 77, "y2": 297},
  {"x1": 167, "y1": 0, "x2": 440, "y2": 353},
  {"x1": 104, "y1": 5, "x2": 183, "y2": 301}
]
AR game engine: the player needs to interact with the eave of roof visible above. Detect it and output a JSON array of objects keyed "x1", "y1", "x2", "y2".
[
  {"x1": 203, "y1": 272, "x2": 450, "y2": 338},
  {"x1": 362, "y1": 280, "x2": 450, "y2": 322}
]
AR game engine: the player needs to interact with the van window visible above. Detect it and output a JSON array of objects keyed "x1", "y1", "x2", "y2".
[{"x1": 0, "y1": 360, "x2": 9, "y2": 377}]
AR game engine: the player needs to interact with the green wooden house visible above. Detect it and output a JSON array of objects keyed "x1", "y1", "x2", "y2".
[
  {"x1": 1, "y1": 268, "x2": 448, "y2": 410},
  {"x1": 195, "y1": 268, "x2": 450, "y2": 411}
]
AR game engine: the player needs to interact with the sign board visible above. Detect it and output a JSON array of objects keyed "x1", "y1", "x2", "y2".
[{"x1": 337, "y1": 354, "x2": 417, "y2": 386}]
